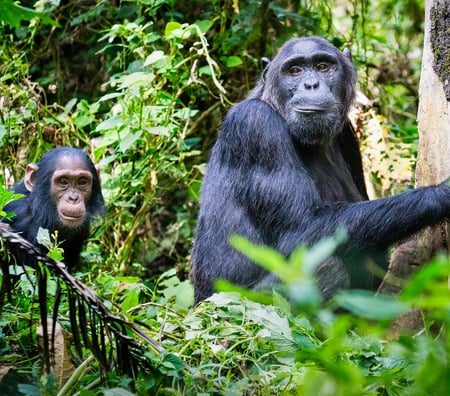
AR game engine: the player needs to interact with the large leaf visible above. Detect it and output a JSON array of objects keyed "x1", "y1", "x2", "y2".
[
  {"x1": 335, "y1": 290, "x2": 409, "y2": 320},
  {"x1": 0, "y1": 0, "x2": 58, "y2": 28}
]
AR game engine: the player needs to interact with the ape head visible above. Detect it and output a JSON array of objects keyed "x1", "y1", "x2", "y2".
[
  {"x1": 24, "y1": 147, "x2": 103, "y2": 235},
  {"x1": 3, "y1": 147, "x2": 105, "y2": 269},
  {"x1": 250, "y1": 37, "x2": 357, "y2": 146}
]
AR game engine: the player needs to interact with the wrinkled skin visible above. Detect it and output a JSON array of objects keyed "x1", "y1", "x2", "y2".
[{"x1": 49, "y1": 157, "x2": 93, "y2": 228}]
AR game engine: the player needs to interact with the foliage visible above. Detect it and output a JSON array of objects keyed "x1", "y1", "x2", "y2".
[
  {"x1": 0, "y1": 0, "x2": 58, "y2": 29},
  {"x1": 0, "y1": 0, "x2": 446, "y2": 395},
  {"x1": 0, "y1": 222, "x2": 168, "y2": 391},
  {"x1": 1, "y1": 224, "x2": 448, "y2": 395},
  {"x1": 0, "y1": 0, "x2": 424, "y2": 273},
  {"x1": 361, "y1": 111, "x2": 416, "y2": 196},
  {"x1": 0, "y1": 189, "x2": 22, "y2": 221}
]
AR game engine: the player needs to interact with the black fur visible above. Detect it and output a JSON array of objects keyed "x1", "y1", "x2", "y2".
[
  {"x1": 191, "y1": 37, "x2": 450, "y2": 303},
  {"x1": 3, "y1": 147, "x2": 105, "y2": 270}
]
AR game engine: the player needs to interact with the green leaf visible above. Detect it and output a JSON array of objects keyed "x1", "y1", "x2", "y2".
[
  {"x1": 162, "y1": 279, "x2": 194, "y2": 310},
  {"x1": 36, "y1": 227, "x2": 63, "y2": 260},
  {"x1": 98, "y1": 92, "x2": 124, "y2": 102},
  {"x1": 0, "y1": 0, "x2": 59, "y2": 28},
  {"x1": 96, "y1": 115, "x2": 123, "y2": 132},
  {"x1": 402, "y1": 256, "x2": 450, "y2": 298},
  {"x1": 144, "y1": 50, "x2": 167, "y2": 67},
  {"x1": 335, "y1": 290, "x2": 409, "y2": 320},
  {"x1": 223, "y1": 55, "x2": 243, "y2": 68},
  {"x1": 118, "y1": 72, "x2": 154, "y2": 90},
  {"x1": 285, "y1": 279, "x2": 322, "y2": 309},
  {"x1": 195, "y1": 19, "x2": 213, "y2": 33},
  {"x1": 165, "y1": 21, "x2": 183, "y2": 37},
  {"x1": 147, "y1": 126, "x2": 170, "y2": 136},
  {"x1": 103, "y1": 388, "x2": 137, "y2": 396},
  {"x1": 0, "y1": 187, "x2": 22, "y2": 220},
  {"x1": 214, "y1": 281, "x2": 274, "y2": 305},
  {"x1": 230, "y1": 235, "x2": 286, "y2": 273},
  {"x1": 118, "y1": 130, "x2": 143, "y2": 153},
  {"x1": 161, "y1": 352, "x2": 184, "y2": 371},
  {"x1": 300, "y1": 228, "x2": 347, "y2": 274},
  {"x1": 245, "y1": 302, "x2": 295, "y2": 351},
  {"x1": 121, "y1": 289, "x2": 139, "y2": 313},
  {"x1": 17, "y1": 384, "x2": 40, "y2": 396},
  {"x1": 36, "y1": 227, "x2": 51, "y2": 248}
]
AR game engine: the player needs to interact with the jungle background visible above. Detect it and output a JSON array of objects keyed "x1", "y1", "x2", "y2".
[{"x1": 0, "y1": 0, "x2": 448, "y2": 395}]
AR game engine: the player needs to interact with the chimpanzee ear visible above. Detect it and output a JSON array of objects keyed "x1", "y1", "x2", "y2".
[
  {"x1": 95, "y1": 164, "x2": 102, "y2": 183},
  {"x1": 343, "y1": 48, "x2": 353, "y2": 62},
  {"x1": 261, "y1": 57, "x2": 271, "y2": 83},
  {"x1": 24, "y1": 164, "x2": 39, "y2": 192}
]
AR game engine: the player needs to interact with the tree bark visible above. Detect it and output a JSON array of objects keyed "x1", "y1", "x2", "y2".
[{"x1": 378, "y1": 0, "x2": 450, "y2": 334}]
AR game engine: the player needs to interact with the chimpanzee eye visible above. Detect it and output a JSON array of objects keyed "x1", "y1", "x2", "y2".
[
  {"x1": 289, "y1": 65, "x2": 303, "y2": 75},
  {"x1": 58, "y1": 177, "x2": 69, "y2": 187},
  {"x1": 78, "y1": 177, "x2": 88, "y2": 187},
  {"x1": 316, "y1": 62, "x2": 335, "y2": 73}
]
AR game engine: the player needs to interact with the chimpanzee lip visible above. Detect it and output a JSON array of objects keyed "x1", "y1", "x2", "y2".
[
  {"x1": 61, "y1": 212, "x2": 83, "y2": 220},
  {"x1": 295, "y1": 107, "x2": 326, "y2": 113}
]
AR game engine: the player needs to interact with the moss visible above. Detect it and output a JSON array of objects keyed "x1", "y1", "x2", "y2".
[{"x1": 430, "y1": 0, "x2": 450, "y2": 100}]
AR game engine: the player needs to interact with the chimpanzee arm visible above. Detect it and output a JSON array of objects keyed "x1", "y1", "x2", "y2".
[
  {"x1": 191, "y1": 36, "x2": 450, "y2": 302},
  {"x1": 214, "y1": 99, "x2": 450, "y2": 257}
]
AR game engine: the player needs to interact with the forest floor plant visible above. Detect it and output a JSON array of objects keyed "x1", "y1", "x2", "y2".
[{"x1": 1, "y1": 0, "x2": 446, "y2": 395}]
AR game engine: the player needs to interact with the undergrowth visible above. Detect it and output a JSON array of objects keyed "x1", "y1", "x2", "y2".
[
  {"x1": 0, "y1": 231, "x2": 448, "y2": 395},
  {"x1": 1, "y1": 1, "x2": 446, "y2": 395}
]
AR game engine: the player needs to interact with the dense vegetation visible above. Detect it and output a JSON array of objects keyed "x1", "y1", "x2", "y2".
[{"x1": 0, "y1": 0, "x2": 448, "y2": 395}]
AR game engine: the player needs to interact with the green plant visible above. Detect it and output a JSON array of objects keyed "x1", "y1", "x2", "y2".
[
  {"x1": 84, "y1": 19, "x2": 227, "y2": 273},
  {"x1": 1, "y1": 1, "x2": 441, "y2": 395}
]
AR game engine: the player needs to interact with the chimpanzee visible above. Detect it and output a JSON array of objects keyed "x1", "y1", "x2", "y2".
[
  {"x1": 190, "y1": 36, "x2": 450, "y2": 303},
  {"x1": 2, "y1": 147, "x2": 105, "y2": 271}
]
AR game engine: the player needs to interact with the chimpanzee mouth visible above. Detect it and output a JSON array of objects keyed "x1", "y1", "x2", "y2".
[
  {"x1": 295, "y1": 106, "x2": 327, "y2": 114},
  {"x1": 60, "y1": 212, "x2": 84, "y2": 224}
]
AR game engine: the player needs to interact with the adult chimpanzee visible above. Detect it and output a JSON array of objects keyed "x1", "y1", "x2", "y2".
[
  {"x1": 190, "y1": 36, "x2": 450, "y2": 303},
  {"x1": 2, "y1": 147, "x2": 105, "y2": 271}
]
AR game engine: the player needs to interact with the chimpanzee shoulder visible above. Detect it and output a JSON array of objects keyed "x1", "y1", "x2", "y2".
[{"x1": 191, "y1": 36, "x2": 450, "y2": 304}]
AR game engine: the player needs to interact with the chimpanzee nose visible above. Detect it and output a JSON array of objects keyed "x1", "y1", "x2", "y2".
[
  {"x1": 304, "y1": 79, "x2": 320, "y2": 90},
  {"x1": 67, "y1": 189, "x2": 79, "y2": 202}
]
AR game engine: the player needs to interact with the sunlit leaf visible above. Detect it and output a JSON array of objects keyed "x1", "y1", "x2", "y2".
[
  {"x1": 119, "y1": 72, "x2": 154, "y2": 90},
  {"x1": 103, "y1": 388, "x2": 137, "y2": 396},
  {"x1": 121, "y1": 289, "x2": 139, "y2": 313},
  {"x1": 147, "y1": 126, "x2": 170, "y2": 136},
  {"x1": 223, "y1": 55, "x2": 243, "y2": 68},
  {"x1": 144, "y1": 50, "x2": 168, "y2": 68},
  {"x1": 214, "y1": 281, "x2": 274, "y2": 305},
  {"x1": 96, "y1": 115, "x2": 123, "y2": 131},
  {"x1": 118, "y1": 130, "x2": 142, "y2": 153},
  {"x1": 165, "y1": 21, "x2": 183, "y2": 37},
  {"x1": 195, "y1": 20, "x2": 213, "y2": 33}
]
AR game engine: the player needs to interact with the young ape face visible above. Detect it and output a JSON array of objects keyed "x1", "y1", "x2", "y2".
[
  {"x1": 24, "y1": 154, "x2": 95, "y2": 229},
  {"x1": 3, "y1": 147, "x2": 105, "y2": 270},
  {"x1": 50, "y1": 156, "x2": 94, "y2": 228}
]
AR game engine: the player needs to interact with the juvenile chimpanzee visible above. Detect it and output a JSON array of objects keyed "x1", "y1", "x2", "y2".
[
  {"x1": 2, "y1": 147, "x2": 105, "y2": 271},
  {"x1": 190, "y1": 36, "x2": 450, "y2": 303}
]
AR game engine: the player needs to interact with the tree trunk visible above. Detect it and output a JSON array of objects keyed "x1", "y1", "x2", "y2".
[{"x1": 378, "y1": 0, "x2": 450, "y2": 334}]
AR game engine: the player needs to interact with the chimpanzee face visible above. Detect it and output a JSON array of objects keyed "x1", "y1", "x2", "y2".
[
  {"x1": 51, "y1": 155, "x2": 93, "y2": 228},
  {"x1": 24, "y1": 154, "x2": 96, "y2": 229},
  {"x1": 280, "y1": 41, "x2": 343, "y2": 106},
  {"x1": 260, "y1": 37, "x2": 355, "y2": 146}
]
